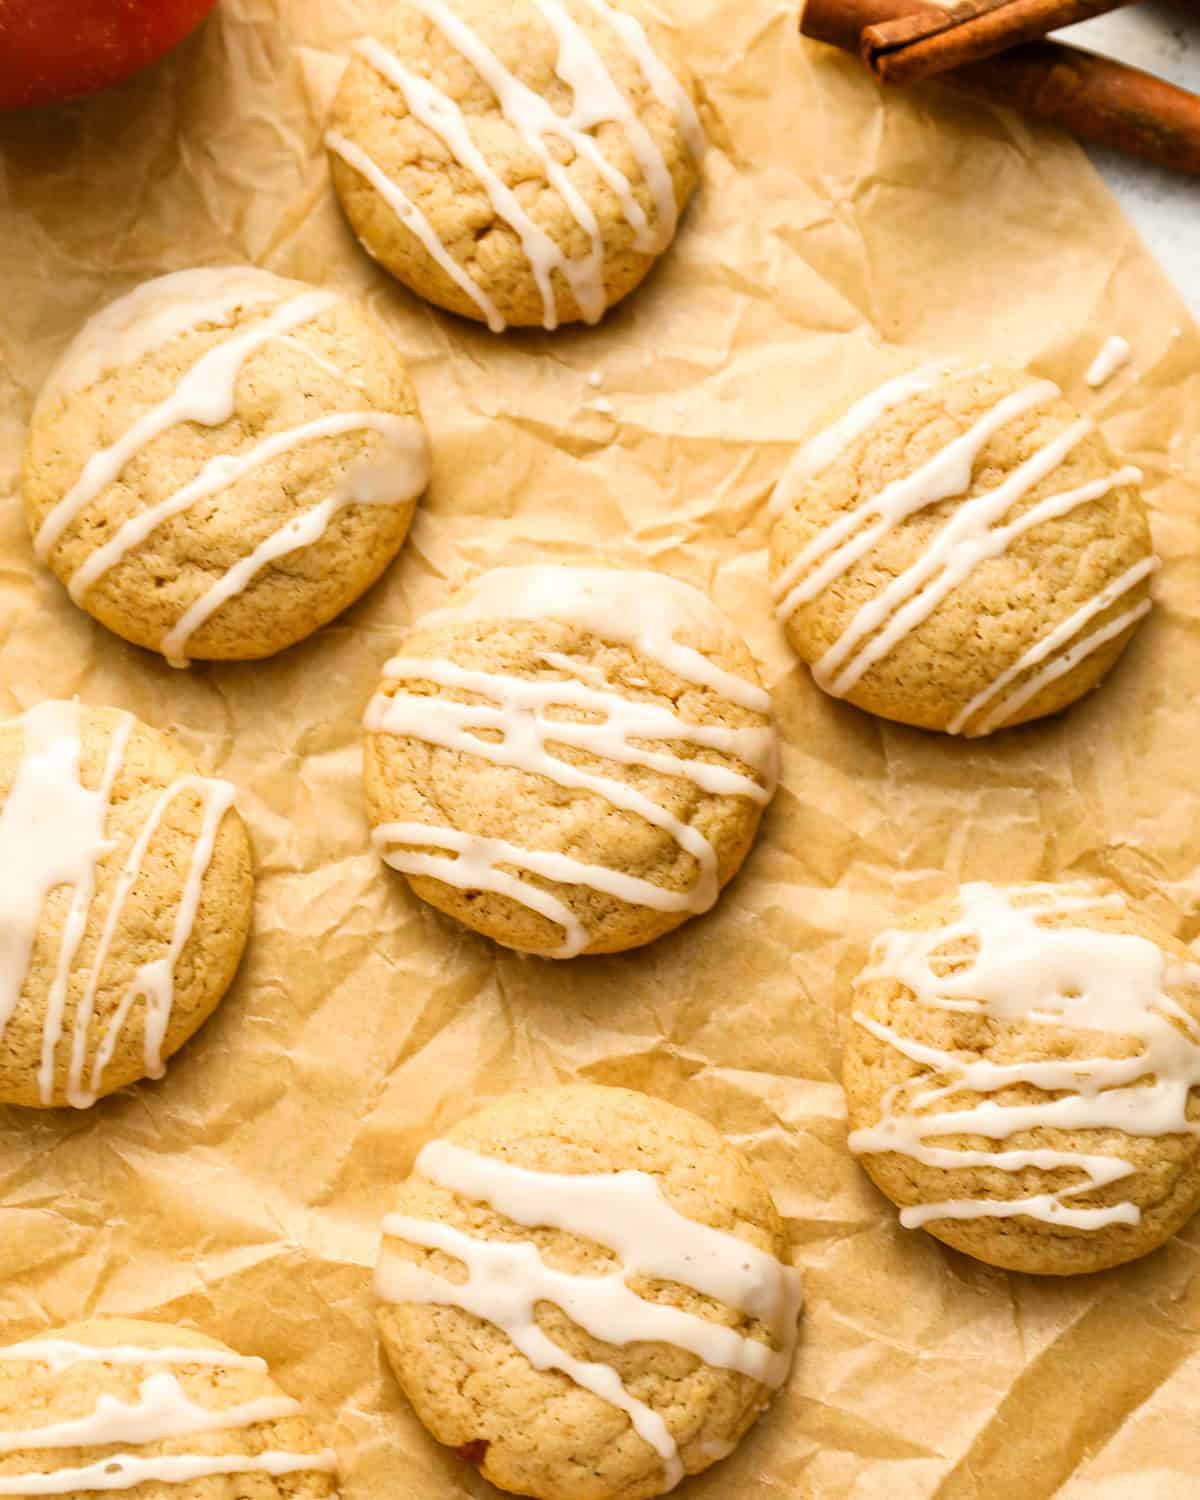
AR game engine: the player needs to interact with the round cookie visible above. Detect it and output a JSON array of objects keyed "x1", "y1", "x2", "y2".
[
  {"x1": 362, "y1": 563, "x2": 778, "y2": 957},
  {"x1": 768, "y1": 361, "x2": 1155, "y2": 736},
  {"x1": 0, "y1": 1318, "x2": 337, "y2": 1497},
  {"x1": 0, "y1": 700, "x2": 253, "y2": 1109},
  {"x1": 375, "y1": 1084, "x2": 802, "y2": 1500},
  {"x1": 843, "y1": 881, "x2": 1200, "y2": 1275},
  {"x1": 24, "y1": 266, "x2": 431, "y2": 666},
  {"x1": 326, "y1": 0, "x2": 706, "y2": 331}
]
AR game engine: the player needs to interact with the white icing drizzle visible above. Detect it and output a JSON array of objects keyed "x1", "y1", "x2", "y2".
[
  {"x1": 422, "y1": 566, "x2": 772, "y2": 712},
  {"x1": 65, "y1": 413, "x2": 418, "y2": 601},
  {"x1": 365, "y1": 570, "x2": 774, "y2": 956},
  {"x1": 72, "y1": 775, "x2": 237, "y2": 1106},
  {"x1": 574, "y1": 0, "x2": 707, "y2": 164},
  {"x1": 1086, "y1": 335, "x2": 1132, "y2": 389},
  {"x1": 813, "y1": 442, "x2": 1141, "y2": 698},
  {"x1": 406, "y1": 0, "x2": 664, "y2": 320},
  {"x1": 0, "y1": 1373, "x2": 298, "y2": 1451},
  {"x1": 0, "y1": 705, "x2": 132, "y2": 1107},
  {"x1": 0, "y1": 1338, "x2": 336, "y2": 1496},
  {"x1": 354, "y1": 36, "x2": 574, "y2": 330},
  {"x1": 772, "y1": 378, "x2": 1060, "y2": 621},
  {"x1": 34, "y1": 288, "x2": 340, "y2": 559},
  {"x1": 768, "y1": 361, "x2": 961, "y2": 522},
  {"x1": 330, "y1": 0, "x2": 702, "y2": 331},
  {"x1": 848, "y1": 883, "x2": 1200, "y2": 1231},
  {"x1": 376, "y1": 1140, "x2": 801, "y2": 1489},
  {"x1": 156, "y1": 416, "x2": 430, "y2": 668},
  {"x1": 276, "y1": 333, "x2": 358, "y2": 386},
  {"x1": 39, "y1": 268, "x2": 293, "y2": 407},
  {"x1": 326, "y1": 129, "x2": 506, "y2": 332},
  {"x1": 771, "y1": 367, "x2": 1152, "y2": 725},
  {"x1": 373, "y1": 656, "x2": 775, "y2": 797},
  {"x1": 373, "y1": 824, "x2": 588, "y2": 954},
  {"x1": 948, "y1": 556, "x2": 1158, "y2": 736},
  {"x1": 0, "y1": 1451, "x2": 337, "y2": 1495},
  {"x1": 0, "y1": 702, "x2": 237, "y2": 1107},
  {"x1": 41, "y1": 283, "x2": 427, "y2": 667},
  {"x1": 530, "y1": 0, "x2": 678, "y2": 247},
  {"x1": 0, "y1": 1340, "x2": 266, "y2": 1373}
]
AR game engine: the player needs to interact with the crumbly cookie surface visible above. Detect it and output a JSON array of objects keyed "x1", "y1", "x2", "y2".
[
  {"x1": 363, "y1": 564, "x2": 777, "y2": 957},
  {"x1": 844, "y1": 882, "x2": 1200, "y2": 1274},
  {"x1": 327, "y1": 0, "x2": 704, "y2": 330},
  {"x1": 376, "y1": 1084, "x2": 800, "y2": 1500},
  {"x1": 24, "y1": 266, "x2": 429, "y2": 665},
  {"x1": 0, "y1": 1317, "x2": 337, "y2": 1499},
  {"x1": 769, "y1": 364, "x2": 1154, "y2": 735},
  {"x1": 0, "y1": 702, "x2": 252, "y2": 1109}
]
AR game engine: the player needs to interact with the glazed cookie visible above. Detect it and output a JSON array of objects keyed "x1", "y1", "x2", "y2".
[
  {"x1": 375, "y1": 1084, "x2": 801, "y2": 1500},
  {"x1": 363, "y1": 563, "x2": 778, "y2": 957},
  {"x1": 24, "y1": 266, "x2": 431, "y2": 665},
  {"x1": 0, "y1": 700, "x2": 252, "y2": 1109},
  {"x1": 768, "y1": 362, "x2": 1156, "y2": 735},
  {"x1": 844, "y1": 882, "x2": 1200, "y2": 1275},
  {"x1": 326, "y1": 0, "x2": 705, "y2": 331},
  {"x1": 0, "y1": 1318, "x2": 337, "y2": 1496}
]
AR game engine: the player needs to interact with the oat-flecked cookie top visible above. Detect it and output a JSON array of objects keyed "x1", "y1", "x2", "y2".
[
  {"x1": 375, "y1": 1084, "x2": 802, "y2": 1500},
  {"x1": 363, "y1": 563, "x2": 778, "y2": 957},
  {"x1": 24, "y1": 266, "x2": 430, "y2": 666},
  {"x1": 0, "y1": 700, "x2": 252, "y2": 1109},
  {"x1": 844, "y1": 882, "x2": 1200, "y2": 1275},
  {"x1": 768, "y1": 362, "x2": 1155, "y2": 735},
  {"x1": 326, "y1": 0, "x2": 706, "y2": 330},
  {"x1": 0, "y1": 1317, "x2": 338, "y2": 1497}
]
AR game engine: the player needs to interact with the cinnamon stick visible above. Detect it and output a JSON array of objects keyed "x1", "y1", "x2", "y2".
[
  {"x1": 801, "y1": 0, "x2": 1200, "y2": 174},
  {"x1": 863, "y1": 0, "x2": 1140, "y2": 85}
]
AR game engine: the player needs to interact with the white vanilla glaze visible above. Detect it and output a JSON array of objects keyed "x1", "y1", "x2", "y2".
[
  {"x1": 422, "y1": 566, "x2": 771, "y2": 711},
  {"x1": 277, "y1": 333, "x2": 359, "y2": 387},
  {"x1": 0, "y1": 703, "x2": 132, "y2": 1106},
  {"x1": 0, "y1": 1374, "x2": 298, "y2": 1451},
  {"x1": 376, "y1": 1139, "x2": 801, "y2": 1488},
  {"x1": 1086, "y1": 335, "x2": 1133, "y2": 389},
  {"x1": 946, "y1": 556, "x2": 1157, "y2": 736},
  {"x1": 72, "y1": 775, "x2": 236, "y2": 1106},
  {"x1": 770, "y1": 364, "x2": 1154, "y2": 732},
  {"x1": 366, "y1": 567, "x2": 775, "y2": 956},
  {"x1": 0, "y1": 702, "x2": 237, "y2": 1107},
  {"x1": 354, "y1": 36, "x2": 581, "y2": 331},
  {"x1": 0, "y1": 1337, "x2": 336, "y2": 1496},
  {"x1": 767, "y1": 360, "x2": 960, "y2": 522},
  {"x1": 772, "y1": 377, "x2": 1060, "y2": 621},
  {"x1": 157, "y1": 415, "x2": 430, "y2": 668},
  {"x1": 399, "y1": 0, "x2": 667, "y2": 316},
  {"x1": 530, "y1": 0, "x2": 679, "y2": 244},
  {"x1": 576, "y1": 0, "x2": 706, "y2": 163},
  {"x1": 35, "y1": 287, "x2": 340, "y2": 560},
  {"x1": 37, "y1": 267, "x2": 294, "y2": 408},
  {"x1": 328, "y1": 0, "x2": 703, "y2": 331},
  {"x1": 848, "y1": 883, "x2": 1200, "y2": 1231},
  {"x1": 326, "y1": 129, "x2": 506, "y2": 332},
  {"x1": 35, "y1": 275, "x2": 429, "y2": 666},
  {"x1": 68, "y1": 413, "x2": 425, "y2": 606}
]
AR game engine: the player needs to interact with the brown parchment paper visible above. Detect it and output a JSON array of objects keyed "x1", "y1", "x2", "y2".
[{"x1": 1, "y1": 0, "x2": 1199, "y2": 1495}]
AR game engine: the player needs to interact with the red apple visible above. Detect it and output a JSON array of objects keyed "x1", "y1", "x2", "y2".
[{"x1": 0, "y1": 0, "x2": 218, "y2": 110}]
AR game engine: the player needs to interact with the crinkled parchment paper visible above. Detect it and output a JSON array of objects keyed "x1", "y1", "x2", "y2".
[{"x1": 1, "y1": 0, "x2": 1199, "y2": 1494}]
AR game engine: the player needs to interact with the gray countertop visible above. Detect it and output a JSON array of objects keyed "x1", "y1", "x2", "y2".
[{"x1": 1065, "y1": 4, "x2": 1199, "y2": 317}]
